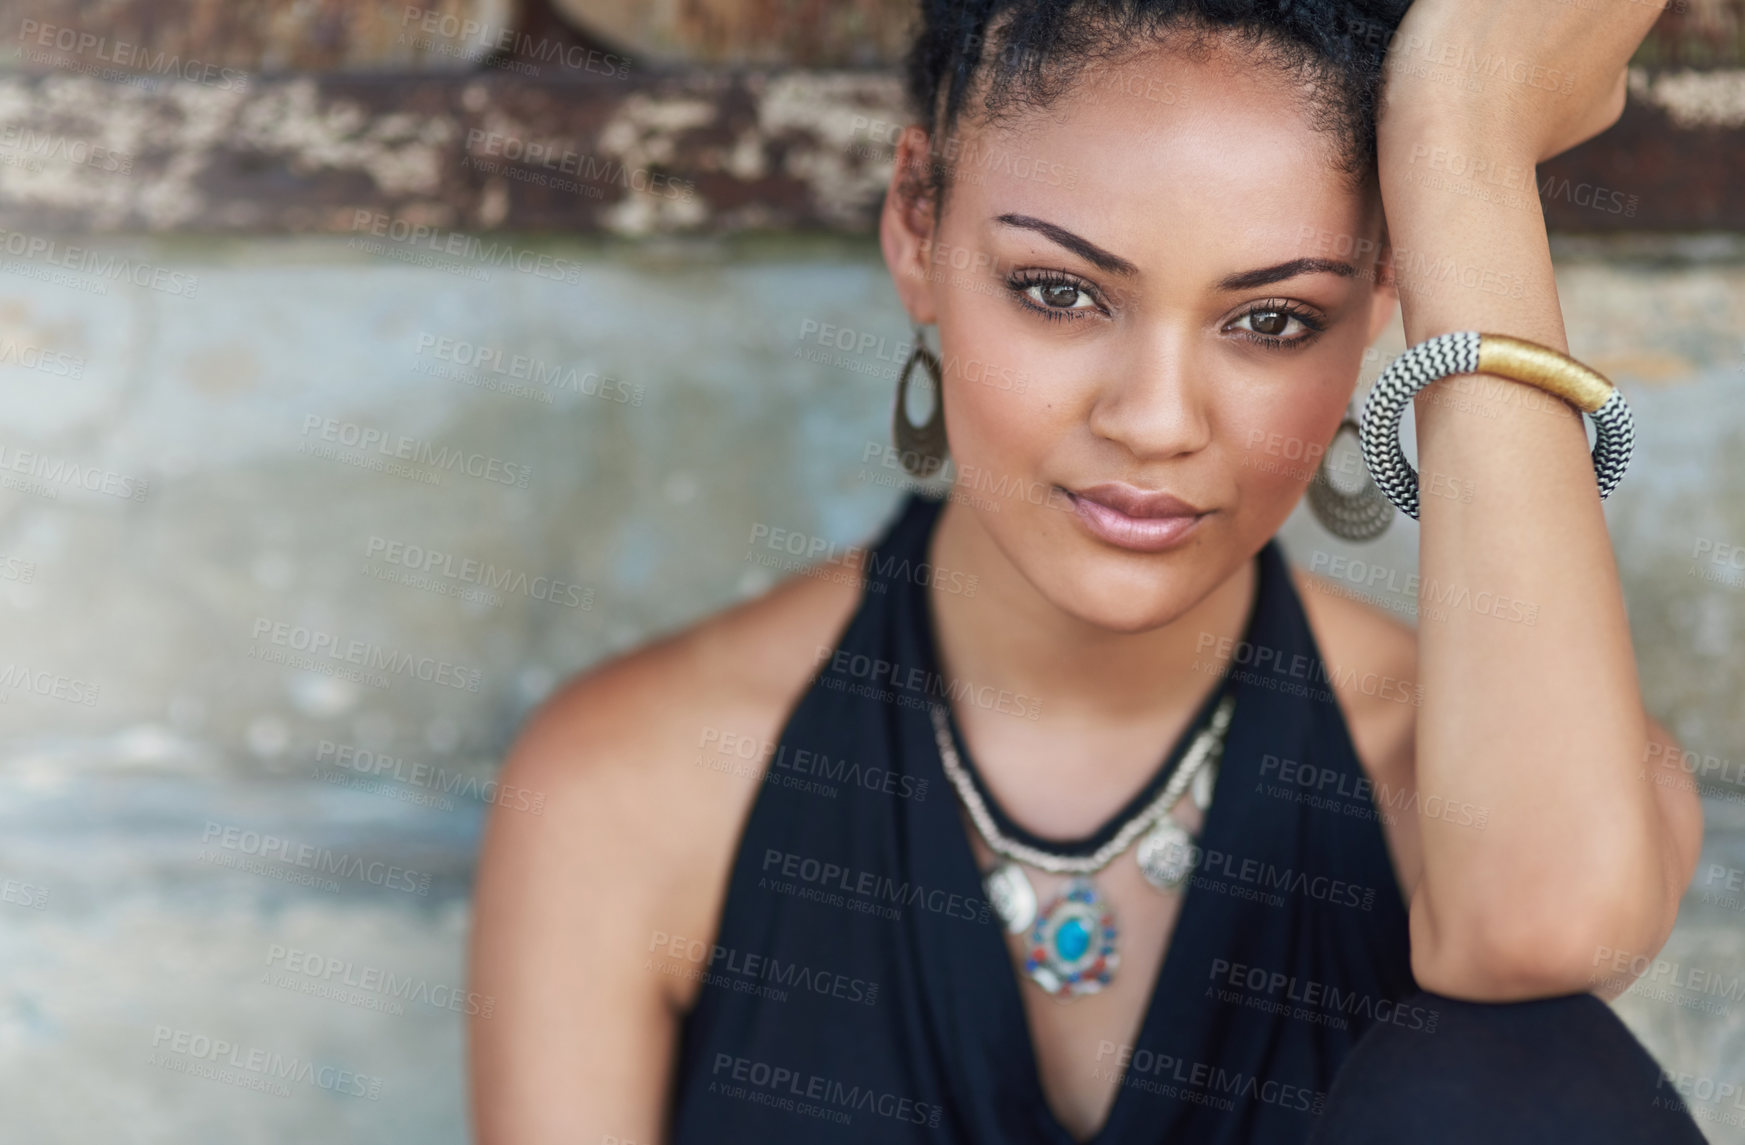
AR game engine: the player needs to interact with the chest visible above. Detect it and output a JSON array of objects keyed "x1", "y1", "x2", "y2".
[{"x1": 963, "y1": 799, "x2": 1206, "y2": 1142}]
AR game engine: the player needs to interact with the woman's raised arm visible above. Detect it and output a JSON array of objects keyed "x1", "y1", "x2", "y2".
[{"x1": 1372, "y1": 0, "x2": 1703, "y2": 1000}]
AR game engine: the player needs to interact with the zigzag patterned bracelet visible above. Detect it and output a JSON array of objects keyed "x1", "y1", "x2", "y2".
[{"x1": 1358, "y1": 331, "x2": 1636, "y2": 520}]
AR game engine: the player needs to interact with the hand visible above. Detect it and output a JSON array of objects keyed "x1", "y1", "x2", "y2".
[{"x1": 1378, "y1": 0, "x2": 1663, "y2": 164}]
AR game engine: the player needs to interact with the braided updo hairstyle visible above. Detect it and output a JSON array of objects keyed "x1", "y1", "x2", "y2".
[{"x1": 901, "y1": 0, "x2": 1415, "y2": 216}]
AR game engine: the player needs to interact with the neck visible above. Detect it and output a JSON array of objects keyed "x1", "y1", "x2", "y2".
[{"x1": 925, "y1": 496, "x2": 1258, "y2": 725}]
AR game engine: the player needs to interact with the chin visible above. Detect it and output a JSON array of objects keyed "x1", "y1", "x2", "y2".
[{"x1": 1027, "y1": 545, "x2": 1227, "y2": 635}]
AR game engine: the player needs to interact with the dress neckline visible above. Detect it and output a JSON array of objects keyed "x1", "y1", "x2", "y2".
[{"x1": 897, "y1": 493, "x2": 1276, "y2": 1143}]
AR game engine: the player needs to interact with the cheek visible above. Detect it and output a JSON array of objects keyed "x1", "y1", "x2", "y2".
[
  {"x1": 1220, "y1": 371, "x2": 1350, "y2": 497},
  {"x1": 937, "y1": 337, "x2": 1069, "y2": 477}
]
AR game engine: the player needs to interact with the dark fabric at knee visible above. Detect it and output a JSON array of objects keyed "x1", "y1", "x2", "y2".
[{"x1": 1308, "y1": 991, "x2": 1707, "y2": 1144}]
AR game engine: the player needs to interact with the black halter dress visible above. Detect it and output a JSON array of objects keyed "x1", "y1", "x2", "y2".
[{"x1": 667, "y1": 492, "x2": 1416, "y2": 1144}]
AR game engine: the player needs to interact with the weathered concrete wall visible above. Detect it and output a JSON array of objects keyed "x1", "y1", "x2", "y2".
[{"x1": 0, "y1": 232, "x2": 1740, "y2": 1140}]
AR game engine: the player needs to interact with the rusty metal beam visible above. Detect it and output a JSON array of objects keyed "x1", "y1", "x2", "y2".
[{"x1": 0, "y1": 68, "x2": 1735, "y2": 236}]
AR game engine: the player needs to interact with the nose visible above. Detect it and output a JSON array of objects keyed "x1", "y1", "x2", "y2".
[{"x1": 1084, "y1": 323, "x2": 1214, "y2": 461}]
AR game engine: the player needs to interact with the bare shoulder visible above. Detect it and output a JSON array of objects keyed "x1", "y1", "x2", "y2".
[
  {"x1": 1288, "y1": 564, "x2": 1420, "y2": 787},
  {"x1": 504, "y1": 561, "x2": 862, "y2": 791},
  {"x1": 481, "y1": 555, "x2": 867, "y2": 993},
  {"x1": 467, "y1": 561, "x2": 867, "y2": 1141}
]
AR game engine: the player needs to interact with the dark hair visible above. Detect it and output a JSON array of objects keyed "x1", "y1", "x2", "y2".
[{"x1": 902, "y1": 0, "x2": 1414, "y2": 211}]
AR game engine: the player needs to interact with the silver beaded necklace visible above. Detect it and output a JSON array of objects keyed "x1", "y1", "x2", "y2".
[{"x1": 929, "y1": 693, "x2": 1236, "y2": 999}]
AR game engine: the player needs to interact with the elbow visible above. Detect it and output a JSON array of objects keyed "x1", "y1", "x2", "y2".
[
  {"x1": 1410, "y1": 915, "x2": 1611, "y2": 1001},
  {"x1": 1408, "y1": 862, "x2": 1673, "y2": 1002}
]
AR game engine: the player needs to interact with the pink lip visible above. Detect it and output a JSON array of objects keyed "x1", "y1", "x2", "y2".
[{"x1": 1065, "y1": 483, "x2": 1209, "y2": 553}]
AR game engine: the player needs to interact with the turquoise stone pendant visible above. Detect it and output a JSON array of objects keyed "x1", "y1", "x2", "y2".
[{"x1": 1024, "y1": 877, "x2": 1118, "y2": 998}]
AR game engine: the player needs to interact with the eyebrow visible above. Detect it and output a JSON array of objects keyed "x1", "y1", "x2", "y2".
[
  {"x1": 993, "y1": 214, "x2": 1138, "y2": 277},
  {"x1": 1216, "y1": 258, "x2": 1357, "y2": 291},
  {"x1": 992, "y1": 215, "x2": 1360, "y2": 292}
]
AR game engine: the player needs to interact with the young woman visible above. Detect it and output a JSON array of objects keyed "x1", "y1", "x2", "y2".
[{"x1": 468, "y1": 2, "x2": 1707, "y2": 1142}]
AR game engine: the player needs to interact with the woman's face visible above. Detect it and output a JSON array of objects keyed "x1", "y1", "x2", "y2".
[{"x1": 881, "y1": 38, "x2": 1398, "y2": 633}]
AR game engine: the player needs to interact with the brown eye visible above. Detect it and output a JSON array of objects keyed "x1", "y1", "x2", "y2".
[
  {"x1": 1228, "y1": 303, "x2": 1321, "y2": 347},
  {"x1": 1040, "y1": 283, "x2": 1082, "y2": 308},
  {"x1": 1018, "y1": 279, "x2": 1097, "y2": 314},
  {"x1": 1251, "y1": 309, "x2": 1289, "y2": 335}
]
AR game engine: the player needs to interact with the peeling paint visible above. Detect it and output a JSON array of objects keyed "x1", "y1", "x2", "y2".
[
  {"x1": 760, "y1": 73, "x2": 904, "y2": 228},
  {"x1": 1630, "y1": 66, "x2": 1745, "y2": 129},
  {"x1": 230, "y1": 79, "x2": 454, "y2": 198},
  {"x1": 594, "y1": 92, "x2": 719, "y2": 235},
  {"x1": 0, "y1": 69, "x2": 1725, "y2": 235}
]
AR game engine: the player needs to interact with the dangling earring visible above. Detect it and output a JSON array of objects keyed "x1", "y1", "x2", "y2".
[
  {"x1": 1307, "y1": 414, "x2": 1394, "y2": 541},
  {"x1": 893, "y1": 324, "x2": 947, "y2": 478}
]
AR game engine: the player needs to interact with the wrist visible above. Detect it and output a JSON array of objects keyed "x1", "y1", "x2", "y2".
[
  {"x1": 1375, "y1": 116, "x2": 1559, "y2": 346},
  {"x1": 1379, "y1": 98, "x2": 1537, "y2": 181},
  {"x1": 1380, "y1": 211, "x2": 1556, "y2": 347}
]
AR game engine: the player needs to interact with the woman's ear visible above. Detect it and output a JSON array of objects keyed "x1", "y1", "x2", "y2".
[{"x1": 879, "y1": 125, "x2": 940, "y2": 326}]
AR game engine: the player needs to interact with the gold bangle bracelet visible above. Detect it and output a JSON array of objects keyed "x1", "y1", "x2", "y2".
[
  {"x1": 1357, "y1": 331, "x2": 1636, "y2": 521},
  {"x1": 1473, "y1": 334, "x2": 1615, "y2": 414}
]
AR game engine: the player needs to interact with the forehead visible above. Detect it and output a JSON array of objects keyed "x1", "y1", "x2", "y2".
[{"x1": 945, "y1": 40, "x2": 1375, "y2": 269}]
